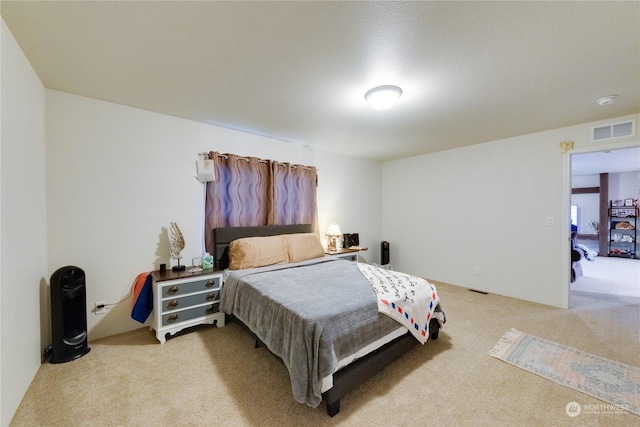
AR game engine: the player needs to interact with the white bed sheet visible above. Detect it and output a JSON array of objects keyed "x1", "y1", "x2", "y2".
[{"x1": 320, "y1": 326, "x2": 407, "y2": 392}]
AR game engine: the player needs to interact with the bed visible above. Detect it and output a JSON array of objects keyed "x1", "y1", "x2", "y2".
[{"x1": 214, "y1": 224, "x2": 445, "y2": 416}]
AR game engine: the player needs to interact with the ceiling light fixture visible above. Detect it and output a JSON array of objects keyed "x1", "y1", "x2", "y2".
[
  {"x1": 365, "y1": 85, "x2": 403, "y2": 110},
  {"x1": 596, "y1": 95, "x2": 617, "y2": 106}
]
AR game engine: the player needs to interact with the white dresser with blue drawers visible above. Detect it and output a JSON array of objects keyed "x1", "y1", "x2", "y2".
[{"x1": 151, "y1": 268, "x2": 225, "y2": 343}]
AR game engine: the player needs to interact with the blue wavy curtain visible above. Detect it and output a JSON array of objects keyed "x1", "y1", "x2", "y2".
[
  {"x1": 269, "y1": 162, "x2": 318, "y2": 227},
  {"x1": 204, "y1": 151, "x2": 318, "y2": 255}
]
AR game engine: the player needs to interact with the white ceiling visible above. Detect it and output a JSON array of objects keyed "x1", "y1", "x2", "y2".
[
  {"x1": 572, "y1": 147, "x2": 640, "y2": 176},
  {"x1": 2, "y1": 1, "x2": 639, "y2": 162}
]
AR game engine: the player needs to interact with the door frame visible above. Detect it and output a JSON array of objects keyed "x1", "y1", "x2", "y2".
[{"x1": 563, "y1": 139, "x2": 640, "y2": 308}]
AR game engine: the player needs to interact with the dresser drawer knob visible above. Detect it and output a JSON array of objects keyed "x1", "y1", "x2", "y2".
[
  {"x1": 205, "y1": 292, "x2": 216, "y2": 301},
  {"x1": 167, "y1": 314, "x2": 179, "y2": 323},
  {"x1": 167, "y1": 300, "x2": 179, "y2": 309},
  {"x1": 167, "y1": 286, "x2": 179, "y2": 295},
  {"x1": 205, "y1": 279, "x2": 216, "y2": 288},
  {"x1": 205, "y1": 305, "x2": 217, "y2": 314}
]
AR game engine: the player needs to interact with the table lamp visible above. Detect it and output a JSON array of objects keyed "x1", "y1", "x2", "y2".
[{"x1": 326, "y1": 223, "x2": 342, "y2": 252}]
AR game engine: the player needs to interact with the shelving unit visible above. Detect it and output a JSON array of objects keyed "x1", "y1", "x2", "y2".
[{"x1": 608, "y1": 202, "x2": 638, "y2": 259}]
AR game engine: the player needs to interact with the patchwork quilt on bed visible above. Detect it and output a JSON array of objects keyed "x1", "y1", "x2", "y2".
[{"x1": 357, "y1": 263, "x2": 442, "y2": 344}]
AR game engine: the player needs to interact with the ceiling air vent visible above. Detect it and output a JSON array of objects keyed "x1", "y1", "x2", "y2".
[{"x1": 591, "y1": 119, "x2": 636, "y2": 141}]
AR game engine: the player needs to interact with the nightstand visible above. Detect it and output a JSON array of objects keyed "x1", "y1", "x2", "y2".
[
  {"x1": 150, "y1": 268, "x2": 225, "y2": 344},
  {"x1": 325, "y1": 247, "x2": 361, "y2": 262}
]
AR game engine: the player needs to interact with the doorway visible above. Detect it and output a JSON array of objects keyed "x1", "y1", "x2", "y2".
[{"x1": 568, "y1": 144, "x2": 640, "y2": 308}]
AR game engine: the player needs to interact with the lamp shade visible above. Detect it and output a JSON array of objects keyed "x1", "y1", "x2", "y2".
[
  {"x1": 365, "y1": 85, "x2": 402, "y2": 110},
  {"x1": 326, "y1": 223, "x2": 342, "y2": 236}
]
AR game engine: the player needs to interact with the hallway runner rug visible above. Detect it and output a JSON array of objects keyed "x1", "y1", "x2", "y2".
[{"x1": 489, "y1": 328, "x2": 639, "y2": 416}]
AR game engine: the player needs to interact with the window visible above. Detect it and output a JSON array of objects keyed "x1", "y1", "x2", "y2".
[
  {"x1": 571, "y1": 205, "x2": 579, "y2": 230},
  {"x1": 203, "y1": 152, "x2": 318, "y2": 255}
]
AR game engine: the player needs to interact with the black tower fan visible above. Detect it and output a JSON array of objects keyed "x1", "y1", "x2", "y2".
[
  {"x1": 381, "y1": 241, "x2": 390, "y2": 265},
  {"x1": 49, "y1": 266, "x2": 90, "y2": 363}
]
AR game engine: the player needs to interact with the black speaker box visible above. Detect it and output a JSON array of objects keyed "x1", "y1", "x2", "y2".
[
  {"x1": 381, "y1": 241, "x2": 390, "y2": 265},
  {"x1": 50, "y1": 266, "x2": 90, "y2": 363},
  {"x1": 343, "y1": 233, "x2": 359, "y2": 248}
]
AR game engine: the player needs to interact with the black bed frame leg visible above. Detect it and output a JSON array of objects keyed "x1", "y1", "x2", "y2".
[{"x1": 326, "y1": 399, "x2": 340, "y2": 417}]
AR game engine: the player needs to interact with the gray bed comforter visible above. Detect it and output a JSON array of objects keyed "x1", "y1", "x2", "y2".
[{"x1": 220, "y1": 257, "x2": 404, "y2": 408}]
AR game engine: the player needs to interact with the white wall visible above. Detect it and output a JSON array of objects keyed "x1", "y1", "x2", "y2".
[
  {"x1": 571, "y1": 175, "x2": 600, "y2": 188},
  {"x1": 1, "y1": 19, "x2": 48, "y2": 426},
  {"x1": 382, "y1": 114, "x2": 639, "y2": 308},
  {"x1": 571, "y1": 193, "x2": 599, "y2": 233},
  {"x1": 610, "y1": 170, "x2": 640, "y2": 202},
  {"x1": 314, "y1": 150, "x2": 382, "y2": 263},
  {"x1": 45, "y1": 90, "x2": 382, "y2": 341}
]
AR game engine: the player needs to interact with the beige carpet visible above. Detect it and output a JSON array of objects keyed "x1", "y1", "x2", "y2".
[
  {"x1": 11, "y1": 281, "x2": 640, "y2": 426},
  {"x1": 572, "y1": 256, "x2": 640, "y2": 299}
]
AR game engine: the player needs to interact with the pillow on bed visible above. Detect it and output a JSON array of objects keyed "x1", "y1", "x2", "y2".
[
  {"x1": 285, "y1": 233, "x2": 325, "y2": 263},
  {"x1": 228, "y1": 235, "x2": 288, "y2": 270}
]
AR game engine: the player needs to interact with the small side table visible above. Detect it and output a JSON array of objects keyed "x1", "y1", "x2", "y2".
[
  {"x1": 325, "y1": 247, "x2": 364, "y2": 262},
  {"x1": 150, "y1": 268, "x2": 225, "y2": 344}
]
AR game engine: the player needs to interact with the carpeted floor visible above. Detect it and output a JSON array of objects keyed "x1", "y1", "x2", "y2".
[
  {"x1": 11, "y1": 281, "x2": 640, "y2": 426},
  {"x1": 572, "y1": 256, "x2": 640, "y2": 299}
]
